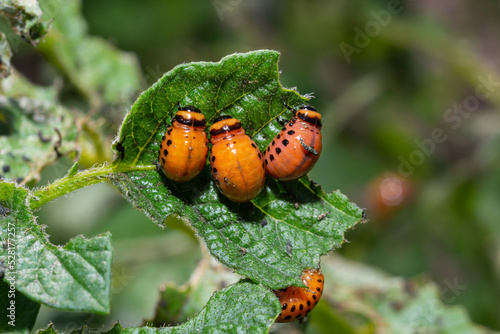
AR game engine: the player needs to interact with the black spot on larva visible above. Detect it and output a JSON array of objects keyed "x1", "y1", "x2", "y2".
[
  {"x1": 282, "y1": 127, "x2": 287, "y2": 131},
  {"x1": 287, "y1": 130, "x2": 295, "y2": 135},
  {"x1": 316, "y1": 287, "x2": 321, "y2": 292},
  {"x1": 317, "y1": 279, "x2": 322, "y2": 283},
  {"x1": 296, "y1": 314, "x2": 302, "y2": 319},
  {"x1": 291, "y1": 305, "x2": 296, "y2": 312},
  {"x1": 163, "y1": 149, "x2": 168, "y2": 156},
  {"x1": 262, "y1": 162, "x2": 265, "y2": 168},
  {"x1": 277, "y1": 134, "x2": 281, "y2": 139},
  {"x1": 312, "y1": 294, "x2": 317, "y2": 300},
  {"x1": 284, "y1": 315, "x2": 292, "y2": 321},
  {"x1": 162, "y1": 135, "x2": 166, "y2": 141},
  {"x1": 167, "y1": 129, "x2": 172, "y2": 135},
  {"x1": 251, "y1": 143, "x2": 257, "y2": 148},
  {"x1": 265, "y1": 159, "x2": 268, "y2": 165},
  {"x1": 213, "y1": 168, "x2": 218, "y2": 175},
  {"x1": 282, "y1": 303, "x2": 287, "y2": 310},
  {"x1": 162, "y1": 158, "x2": 165, "y2": 164},
  {"x1": 258, "y1": 153, "x2": 262, "y2": 159},
  {"x1": 299, "y1": 304, "x2": 304, "y2": 311},
  {"x1": 315, "y1": 301, "x2": 318, "y2": 306},
  {"x1": 276, "y1": 147, "x2": 281, "y2": 154},
  {"x1": 215, "y1": 179, "x2": 220, "y2": 185},
  {"x1": 267, "y1": 146, "x2": 270, "y2": 152},
  {"x1": 270, "y1": 154, "x2": 274, "y2": 161},
  {"x1": 2, "y1": 165, "x2": 10, "y2": 173},
  {"x1": 307, "y1": 300, "x2": 311, "y2": 306},
  {"x1": 211, "y1": 156, "x2": 216, "y2": 163},
  {"x1": 272, "y1": 140, "x2": 275, "y2": 146},
  {"x1": 167, "y1": 140, "x2": 172, "y2": 146},
  {"x1": 306, "y1": 308, "x2": 311, "y2": 313},
  {"x1": 282, "y1": 139, "x2": 289, "y2": 146}
]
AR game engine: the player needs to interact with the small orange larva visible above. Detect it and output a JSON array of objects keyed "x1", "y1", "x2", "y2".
[
  {"x1": 264, "y1": 105, "x2": 322, "y2": 181},
  {"x1": 274, "y1": 268, "x2": 324, "y2": 322},
  {"x1": 158, "y1": 105, "x2": 208, "y2": 182}
]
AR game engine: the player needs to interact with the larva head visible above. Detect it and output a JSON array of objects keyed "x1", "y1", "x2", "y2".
[
  {"x1": 173, "y1": 106, "x2": 206, "y2": 128},
  {"x1": 295, "y1": 105, "x2": 322, "y2": 127},
  {"x1": 209, "y1": 115, "x2": 245, "y2": 144},
  {"x1": 275, "y1": 268, "x2": 324, "y2": 322}
]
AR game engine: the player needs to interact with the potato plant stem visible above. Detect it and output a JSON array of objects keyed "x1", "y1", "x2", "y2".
[{"x1": 29, "y1": 164, "x2": 155, "y2": 210}]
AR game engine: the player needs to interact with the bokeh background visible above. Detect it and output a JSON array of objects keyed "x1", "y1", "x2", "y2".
[{"x1": 6, "y1": 0, "x2": 500, "y2": 331}]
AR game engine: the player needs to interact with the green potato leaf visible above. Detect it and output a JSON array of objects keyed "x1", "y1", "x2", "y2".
[
  {"x1": 124, "y1": 281, "x2": 280, "y2": 334},
  {"x1": 37, "y1": 323, "x2": 124, "y2": 334},
  {"x1": 110, "y1": 50, "x2": 364, "y2": 289},
  {"x1": 0, "y1": 280, "x2": 41, "y2": 333},
  {"x1": 0, "y1": 181, "x2": 113, "y2": 314},
  {"x1": 147, "y1": 258, "x2": 241, "y2": 326},
  {"x1": 0, "y1": 0, "x2": 49, "y2": 45},
  {"x1": 0, "y1": 95, "x2": 78, "y2": 185},
  {"x1": 38, "y1": 0, "x2": 142, "y2": 107},
  {"x1": 35, "y1": 282, "x2": 278, "y2": 334},
  {"x1": 0, "y1": 32, "x2": 12, "y2": 79}
]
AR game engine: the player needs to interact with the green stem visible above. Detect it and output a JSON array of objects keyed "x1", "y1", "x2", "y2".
[{"x1": 29, "y1": 164, "x2": 155, "y2": 210}]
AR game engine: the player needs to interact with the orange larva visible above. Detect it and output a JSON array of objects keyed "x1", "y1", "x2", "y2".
[
  {"x1": 274, "y1": 268, "x2": 324, "y2": 322},
  {"x1": 209, "y1": 115, "x2": 265, "y2": 202},
  {"x1": 158, "y1": 106, "x2": 208, "y2": 182},
  {"x1": 264, "y1": 105, "x2": 322, "y2": 181}
]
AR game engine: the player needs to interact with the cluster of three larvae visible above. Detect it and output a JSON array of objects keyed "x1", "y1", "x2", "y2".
[{"x1": 158, "y1": 106, "x2": 323, "y2": 202}]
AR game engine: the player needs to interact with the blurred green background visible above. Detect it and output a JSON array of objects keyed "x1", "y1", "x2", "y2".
[{"x1": 7, "y1": 0, "x2": 500, "y2": 331}]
